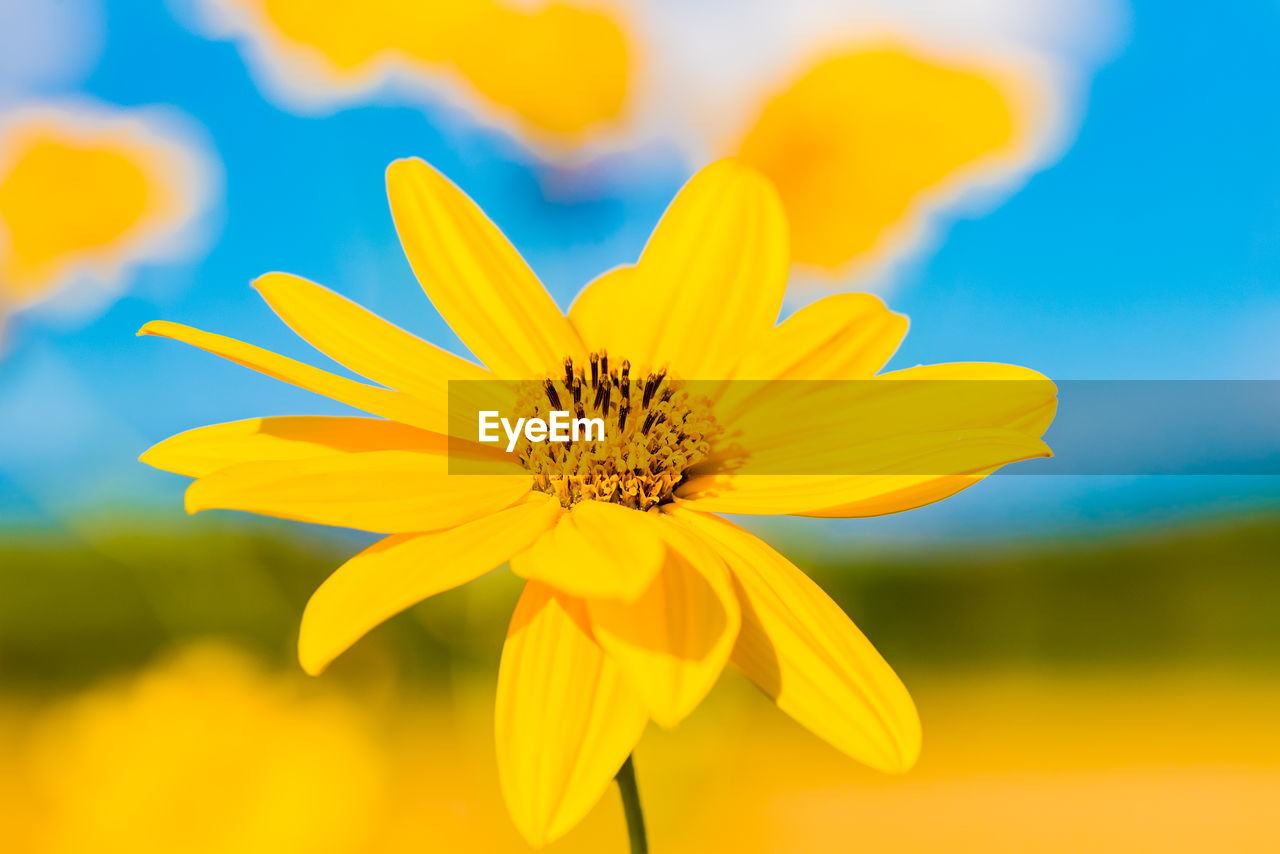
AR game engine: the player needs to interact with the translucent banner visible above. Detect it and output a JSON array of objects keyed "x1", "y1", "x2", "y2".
[{"x1": 446, "y1": 379, "x2": 1280, "y2": 476}]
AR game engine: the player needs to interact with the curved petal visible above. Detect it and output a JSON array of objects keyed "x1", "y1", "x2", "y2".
[
  {"x1": 386, "y1": 157, "x2": 585, "y2": 378},
  {"x1": 509, "y1": 499, "x2": 665, "y2": 600},
  {"x1": 712, "y1": 362, "x2": 1056, "y2": 457},
  {"x1": 586, "y1": 515, "x2": 740, "y2": 727},
  {"x1": 679, "y1": 430, "x2": 1051, "y2": 516},
  {"x1": 876, "y1": 362, "x2": 1058, "y2": 437},
  {"x1": 796, "y1": 473, "x2": 988, "y2": 518},
  {"x1": 734, "y1": 293, "x2": 908, "y2": 381},
  {"x1": 624, "y1": 159, "x2": 789, "y2": 378},
  {"x1": 299, "y1": 495, "x2": 562, "y2": 675},
  {"x1": 702, "y1": 362, "x2": 1057, "y2": 515},
  {"x1": 184, "y1": 450, "x2": 531, "y2": 533},
  {"x1": 668, "y1": 508, "x2": 920, "y2": 773},
  {"x1": 496, "y1": 582, "x2": 649, "y2": 847},
  {"x1": 704, "y1": 417, "x2": 1053, "y2": 477},
  {"x1": 566, "y1": 265, "x2": 639, "y2": 356},
  {"x1": 140, "y1": 416, "x2": 445, "y2": 478},
  {"x1": 253, "y1": 272, "x2": 490, "y2": 409},
  {"x1": 137, "y1": 320, "x2": 439, "y2": 432}
]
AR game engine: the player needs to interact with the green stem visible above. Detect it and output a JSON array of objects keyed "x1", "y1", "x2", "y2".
[{"x1": 615, "y1": 753, "x2": 648, "y2": 854}]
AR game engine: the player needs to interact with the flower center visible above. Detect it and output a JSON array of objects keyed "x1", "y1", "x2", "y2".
[{"x1": 514, "y1": 351, "x2": 718, "y2": 510}]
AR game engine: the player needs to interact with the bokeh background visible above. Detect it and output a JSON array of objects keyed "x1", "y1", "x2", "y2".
[{"x1": 2, "y1": 1, "x2": 1279, "y2": 851}]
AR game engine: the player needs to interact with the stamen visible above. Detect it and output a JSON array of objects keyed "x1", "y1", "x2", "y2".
[
  {"x1": 543, "y1": 378, "x2": 561, "y2": 409},
  {"x1": 518, "y1": 355, "x2": 719, "y2": 511},
  {"x1": 648, "y1": 367, "x2": 667, "y2": 406}
]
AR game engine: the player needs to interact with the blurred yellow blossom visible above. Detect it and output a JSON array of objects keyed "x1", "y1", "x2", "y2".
[
  {"x1": 0, "y1": 104, "x2": 215, "y2": 314},
  {"x1": 180, "y1": 0, "x2": 1117, "y2": 286},
  {"x1": 5, "y1": 668, "x2": 1278, "y2": 852},
  {"x1": 736, "y1": 47, "x2": 1027, "y2": 272},
  {"x1": 16, "y1": 645, "x2": 385, "y2": 854},
  {"x1": 186, "y1": 0, "x2": 630, "y2": 143}
]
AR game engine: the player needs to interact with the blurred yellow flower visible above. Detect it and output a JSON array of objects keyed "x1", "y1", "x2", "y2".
[
  {"x1": 183, "y1": 0, "x2": 1114, "y2": 285},
  {"x1": 139, "y1": 158, "x2": 1055, "y2": 845},
  {"x1": 17, "y1": 645, "x2": 384, "y2": 854},
  {"x1": 736, "y1": 47, "x2": 1026, "y2": 272},
  {"x1": 190, "y1": 0, "x2": 630, "y2": 143},
  {"x1": 0, "y1": 105, "x2": 214, "y2": 314}
]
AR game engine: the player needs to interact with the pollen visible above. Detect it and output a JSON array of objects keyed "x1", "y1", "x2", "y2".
[{"x1": 512, "y1": 351, "x2": 719, "y2": 511}]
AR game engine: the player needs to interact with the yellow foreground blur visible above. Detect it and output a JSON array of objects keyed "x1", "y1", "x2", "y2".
[{"x1": 2, "y1": 644, "x2": 1276, "y2": 853}]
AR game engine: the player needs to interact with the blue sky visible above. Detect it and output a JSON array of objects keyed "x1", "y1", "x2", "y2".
[{"x1": 2, "y1": 0, "x2": 1279, "y2": 540}]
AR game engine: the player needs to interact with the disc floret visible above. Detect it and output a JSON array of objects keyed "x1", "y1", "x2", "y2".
[{"x1": 514, "y1": 351, "x2": 718, "y2": 510}]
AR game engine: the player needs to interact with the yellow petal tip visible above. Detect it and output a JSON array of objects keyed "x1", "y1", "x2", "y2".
[
  {"x1": 182, "y1": 482, "x2": 210, "y2": 514},
  {"x1": 297, "y1": 645, "x2": 329, "y2": 678},
  {"x1": 649, "y1": 711, "x2": 683, "y2": 730},
  {"x1": 249, "y1": 271, "x2": 295, "y2": 293},
  {"x1": 385, "y1": 156, "x2": 428, "y2": 180}
]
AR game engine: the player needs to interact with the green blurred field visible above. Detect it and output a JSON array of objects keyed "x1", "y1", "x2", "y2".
[
  {"x1": 4, "y1": 512, "x2": 1278, "y2": 689},
  {"x1": 3, "y1": 515, "x2": 1279, "y2": 852}
]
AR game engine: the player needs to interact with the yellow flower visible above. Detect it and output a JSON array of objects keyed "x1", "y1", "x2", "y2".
[{"x1": 139, "y1": 158, "x2": 1054, "y2": 846}]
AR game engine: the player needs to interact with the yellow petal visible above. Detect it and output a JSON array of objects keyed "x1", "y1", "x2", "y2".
[
  {"x1": 734, "y1": 293, "x2": 908, "y2": 381},
  {"x1": 509, "y1": 499, "x2": 665, "y2": 600},
  {"x1": 253, "y1": 272, "x2": 489, "y2": 409},
  {"x1": 624, "y1": 159, "x2": 789, "y2": 377},
  {"x1": 668, "y1": 508, "x2": 920, "y2": 773},
  {"x1": 184, "y1": 450, "x2": 531, "y2": 533},
  {"x1": 386, "y1": 157, "x2": 585, "y2": 377},
  {"x1": 137, "y1": 320, "x2": 439, "y2": 432},
  {"x1": 877, "y1": 362, "x2": 1058, "y2": 437},
  {"x1": 680, "y1": 430, "x2": 1050, "y2": 516},
  {"x1": 715, "y1": 361, "x2": 1055, "y2": 453},
  {"x1": 796, "y1": 473, "x2": 988, "y2": 518},
  {"x1": 140, "y1": 416, "x2": 445, "y2": 478},
  {"x1": 689, "y1": 360, "x2": 1056, "y2": 515},
  {"x1": 701, "y1": 424, "x2": 1051, "y2": 482},
  {"x1": 496, "y1": 582, "x2": 648, "y2": 847},
  {"x1": 299, "y1": 495, "x2": 562, "y2": 675},
  {"x1": 715, "y1": 292, "x2": 908, "y2": 425},
  {"x1": 586, "y1": 515, "x2": 740, "y2": 727},
  {"x1": 784, "y1": 368, "x2": 1052, "y2": 518},
  {"x1": 566, "y1": 265, "x2": 638, "y2": 356}
]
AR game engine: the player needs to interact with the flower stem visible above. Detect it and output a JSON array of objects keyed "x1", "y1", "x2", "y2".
[{"x1": 615, "y1": 753, "x2": 648, "y2": 854}]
